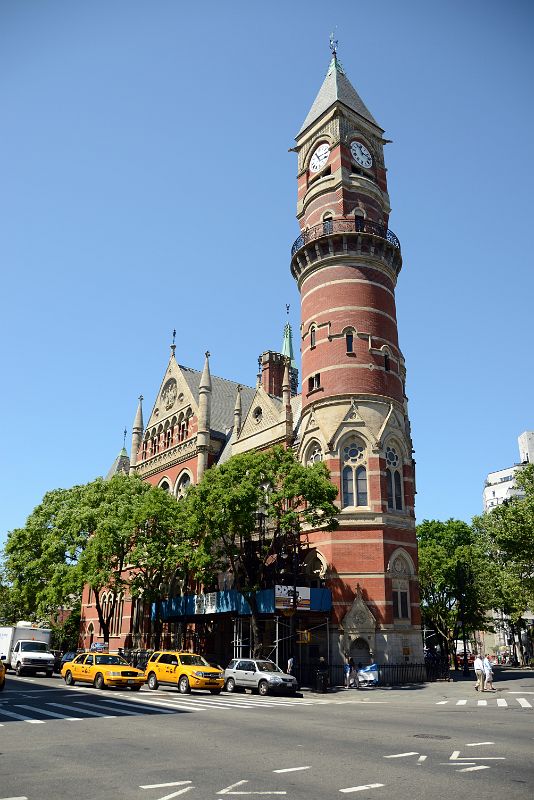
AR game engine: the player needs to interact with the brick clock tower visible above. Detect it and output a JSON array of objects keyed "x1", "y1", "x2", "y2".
[{"x1": 291, "y1": 47, "x2": 422, "y2": 664}]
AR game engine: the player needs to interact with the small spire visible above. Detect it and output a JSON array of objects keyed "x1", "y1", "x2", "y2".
[
  {"x1": 281, "y1": 321, "x2": 297, "y2": 370},
  {"x1": 133, "y1": 395, "x2": 144, "y2": 431},
  {"x1": 171, "y1": 328, "x2": 176, "y2": 356},
  {"x1": 123, "y1": 427, "x2": 127, "y2": 447},
  {"x1": 199, "y1": 350, "x2": 212, "y2": 391}
]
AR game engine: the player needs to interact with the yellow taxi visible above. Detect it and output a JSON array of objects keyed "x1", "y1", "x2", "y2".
[
  {"x1": 61, "y1": 651, "x2": 145, "y2": 690},
  {"x1": 0, "y1": 657, "x2": 6, "y2": 691},
  {"x1": 145, "y1": 651, "x2": 224, "y2": 694}
]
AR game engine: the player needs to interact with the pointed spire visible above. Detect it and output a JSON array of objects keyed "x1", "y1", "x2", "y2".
[
  {"x1": 298, "y1": 42, "x2": 381, "y2": 136},
  {"x1": 233, "y1": 385, "x2": 242, "y2": 441},
  {"x1": 129, "y1": 395, "x2": 144, "y2": 474},
  {"x1": 170, "y1": 328, "x2": 177, "y2": 357},
  {"x1": 281, "y1": 320, "x2": 297, "y2": 370},
  {"x1": 199, "y1": 350, "x2": 212, "y2": 391}
]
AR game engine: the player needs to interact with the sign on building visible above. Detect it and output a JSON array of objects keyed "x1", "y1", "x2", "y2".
[{"x1": 275, "y1": 585, "x2": 311, "y2": 611}]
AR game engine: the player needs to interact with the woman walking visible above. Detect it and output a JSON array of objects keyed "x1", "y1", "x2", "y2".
[{"x1": 483, "y1": 654, "x2": 496, "y2": 691}]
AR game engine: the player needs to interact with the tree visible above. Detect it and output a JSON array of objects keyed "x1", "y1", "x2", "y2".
[
  {"x1": 182, "y1": 446, "x2": 338, "y2": 656},
  {"x1": 2, "y1": 485, "x2": 90, "y2": 621},
  {"x1": 473, "y1": 463, "x2": 534, "y2": 664},
  {"x1": 417, "y1": 519, "x2": 495, "y2": 665},
  {"x1": 126, "y1": 486, "x2": 192, "y2": 649}
]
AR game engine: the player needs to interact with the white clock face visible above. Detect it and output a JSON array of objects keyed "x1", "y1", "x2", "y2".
[
  {"x1": 309, "y1": 143, "x2": 330, "y2": 173},
  {"x1": 351, "y1": 141, "x2": 373, "y2": 169}
]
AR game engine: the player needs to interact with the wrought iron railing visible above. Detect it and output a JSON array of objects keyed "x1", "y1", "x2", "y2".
[{"x1": 291, "y1": 216, "x2": 400, "y2": 257}]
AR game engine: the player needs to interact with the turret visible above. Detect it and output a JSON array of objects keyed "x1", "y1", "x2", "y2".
[
  {"x1": 196, "y1": 351, "x2": 212, "y2": 481},
  {"x1": 129, "y1": 396, "x2": 144, "y2": 474}
]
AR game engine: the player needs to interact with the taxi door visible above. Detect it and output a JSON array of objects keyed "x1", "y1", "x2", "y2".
[
  {"x1": 69, "y1": 654, "x2": 86, "y2": 681},
  {"x1": 81, "y1": 654, "x2": 95, "y2": 682}
]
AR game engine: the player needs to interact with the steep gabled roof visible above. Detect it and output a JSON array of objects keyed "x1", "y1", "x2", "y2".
[
  {"x1": 106, "y1": 447, "x2": 130, "y2": 479},
  {"x1": 298, "y1": 55, "x2": 381, "y2": 137},
  {"x1": 179, "y1": 365, "x2": 256, "y2": 436}
]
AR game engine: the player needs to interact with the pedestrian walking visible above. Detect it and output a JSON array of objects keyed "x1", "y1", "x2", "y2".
[
  {"x1": 287, "y1": 655, "x2": 294, "y2": 675},
  {"x1": 473, "y1": 654, "x2": 485, "y2": 692},
  {"x1": 483, "y1": 654, "x2": 496, "y2": 691}
]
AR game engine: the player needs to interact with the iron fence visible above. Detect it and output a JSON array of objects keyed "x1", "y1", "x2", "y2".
[
  {"x1": 296, "y1": 662, "x2": 429, "y2": 689},
  {"x1": 291, "y1": 216, "x2": 401, "y2": 257}
]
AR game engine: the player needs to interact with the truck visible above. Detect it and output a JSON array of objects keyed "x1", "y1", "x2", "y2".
[{"x1": 0, "y1": 622, "x2": 55, "y2": 677}]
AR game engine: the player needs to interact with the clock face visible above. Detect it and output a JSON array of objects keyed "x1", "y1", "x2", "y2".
[
  {"x1": 351, "y1": 140, "x2": 373, "y2": 169},
  {"x1": 309, "y1": 143, "x2": 330, "y2": 173}
]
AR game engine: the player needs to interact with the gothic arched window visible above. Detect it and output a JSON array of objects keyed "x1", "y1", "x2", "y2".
[
  {"x1": 175, "y1": 472, "x2": 191, "y2": 500},
  {"x1": 341, "y1": 440, "x2": 368, "y2": 508},
  {"x1": 306, "y1": 441, "x2": 323, "y2": 465},
  {"x1": 310, "y1": 326, "x2": 316, "y2": 349},
  {"x1": 385, "y1": 446, "x2": 403, "y2": 511}
]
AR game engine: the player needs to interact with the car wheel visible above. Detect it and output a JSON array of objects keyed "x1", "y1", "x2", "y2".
[
  {"x1": 258, "y1": 680, "x2": 269, "y2": 696},
  {"x1": 46, "y1": 671, "x2": 53, "y2": 678},
  {"x1": 94, "y1": 673, "x2": 105, "y2": 690},
  {"x1": 65, "y1": 671, "x2": 75, "y2": 686},
  {"x1": 178, "y1": 675, "x2": 191, "y2": 694},
  {"x1": 130, "y1": 685, "x2": 142, "y2": 691},
  {"x1": 15, "y1": 664, "x2": 24, "y2": 677},
  {"x1": 147, "y1": 672, "x2": 159, "y2": 690},
  {"x1": 225, "y1": 677, "x2": 236, "y2": 693},
  {"x1": 210, "y1": 689, "x2": 222, "y2": 695}
]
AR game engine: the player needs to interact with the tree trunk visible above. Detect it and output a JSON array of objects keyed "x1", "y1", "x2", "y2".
[{"x1": 247, "y1": 594, "x2": 262, "y2": 657}]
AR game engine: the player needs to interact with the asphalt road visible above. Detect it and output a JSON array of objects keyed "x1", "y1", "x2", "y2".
[{"x1": 0, "y1": 669, "x2": 532, "y2": 800}]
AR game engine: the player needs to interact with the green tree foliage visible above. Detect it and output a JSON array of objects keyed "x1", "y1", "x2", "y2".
[
  {"x1": 473, "y1": 463, "x2": 534, "y2": 663},
  {"x1": 417, "y1": 519, "x2": 495, "y2": 661},
  {"x1": 182, "y1": 446, "x2": 338, "y2": 656}
]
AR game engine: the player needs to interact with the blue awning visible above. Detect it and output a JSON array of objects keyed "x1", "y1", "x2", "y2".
[{"x1": 153, "y1": 587, "x2": 332, "y2": 621}]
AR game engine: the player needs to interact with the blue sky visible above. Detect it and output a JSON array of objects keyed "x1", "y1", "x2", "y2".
[{"x1": 1, "y1": 0, "x2": 533, "y2": 548}]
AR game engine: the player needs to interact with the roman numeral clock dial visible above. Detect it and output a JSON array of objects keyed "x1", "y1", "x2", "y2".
[
  {"x1": 309, "y1": 143, "x2": 330, "y2": 173},
  {"x1": 351, "y1": 140, "x2": 373, "y2": 169}
]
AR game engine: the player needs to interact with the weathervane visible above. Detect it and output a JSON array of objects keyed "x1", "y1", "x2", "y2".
[
  {"x1": 286, "y1": 303, "x2": 290, "y2": 316},
  {"x1": 171, "y1": 328, "x2": 177, "y2": 356},
  {"x1": 123, "y1": 427, "x2": 127, "y2": 447},
  {"x1": 329, "y1": 31, "x2": 338, "y2": 56}
]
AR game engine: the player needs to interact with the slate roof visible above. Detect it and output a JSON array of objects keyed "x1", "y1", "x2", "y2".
[
  {"x1": 179, "y1": 365, "x2": 256, "y2": 437},
  {"x1": 106, "y1": 447, "x2": 130, "y2": 479},
  {"x1": 298, "y1": 56, "x2": 381, "y2": 136}
]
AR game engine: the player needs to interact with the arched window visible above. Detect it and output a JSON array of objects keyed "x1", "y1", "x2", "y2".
[
  {"x1": 384, "y1": 352, "x2": 390, "y2": 372},
  {"x1": 341, "y1": 440, "x2": 367, "y2": 508},
  {"x1": 164, "y1": 427, "x2": 171, "y2": 448},
  {"x1": 142, "y1": 439, "x2": 148, "y2": 460},
  {"x1": 346, "y1": 332, "x2": 354, "y2": 353},
  {"x1": 310, "y1": 326, "x2": 316, "y2": 348},
  {"x1": 159, "y1": 480, "x2": 170, "y2": 493},
  {"x1": 390, "y1": 553, "x2": 411, "y2": 621},
  {"x1": 385, "y1": 446, "x2": 403, "y2": 511},
  {"x1": 306, "y1": 441, "x2": 323, "y2": 465},
  {"x1": 175, "y1": 472, "x2": 191, "y2": 500},
  {"x1": 323, "y1": 213, "x2": 333, "y2": 235}
]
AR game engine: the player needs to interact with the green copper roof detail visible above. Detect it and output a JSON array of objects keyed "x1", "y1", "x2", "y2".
[
  {"x1": 281, "y1": 322, "x2": 297, "y2": 369},
  {"x1": 298, "y1": 55, "x2": 381, "y2": 136}
]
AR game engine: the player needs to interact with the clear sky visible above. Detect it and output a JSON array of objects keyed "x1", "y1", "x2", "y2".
[{"x1": 1, "y1": 0, "x2": 533, "y2": 549}]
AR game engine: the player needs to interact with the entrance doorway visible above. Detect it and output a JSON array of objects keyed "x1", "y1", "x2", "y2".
[{"x1": 350, "y1": 637, "x2": 371, "y2": 666}]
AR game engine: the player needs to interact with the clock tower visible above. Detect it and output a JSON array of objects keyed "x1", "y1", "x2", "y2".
[{"x1": 291, "y1": 47, "x2": 422, "y2": 664}]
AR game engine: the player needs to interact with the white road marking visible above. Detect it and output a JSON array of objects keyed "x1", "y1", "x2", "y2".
[
  {"x1": 436, "y1": 701, "x2": 448, "y2": 705},
  {"x1": 0, "y1": 796, "x2": 29, "y2": 799},
  {"x1": 140, "y1": 783, "x2": 192, "y2": 790},
  {"x1": 458, "y1": 766, "x2": 489, "y2": 773},
  {"x1": 456, "y1": 700, "x2": 467, "y2": 706},
  {"x1": 383, "y1": 752, "x2": 418, "y2": 758},
  {"x1": 508, "y1": 691, "x2": 534, "y2": 694},
  {"x1": 0, "y1": 708, "x2": 46, "y2": 723},
  {"x1": 72, "y1": 700, "x2": 148, "y2": 716},
  {"x1": 497, "y1": 699, "x2": 507, "y2": 707},
  {"x1": 339, "y1": 785, "x2": 384, "y2": 793},
  {"x1": 110, "y1": 695, "x2": 209, "y2": 713},
  {"x1": 157, "y1": 789, "x2": 194, "y2": 800},
  {"x1": 273, "y1": 767, "x2": 311, "y2": 773},
  {"x1": 47, "y1": 702, "x2": 116, "y2": 718},
  {"x1": 466, "y1": 742, "x2": 494, "y2": 747},
  {"x1": 417, "y1": 756, "x2": 427, "y2": 764},
  {"x1": 450, "y1": 751, "x2": 504, "y2": 761},
  {"x1": 477, "y1": 700, "x2": 487, "y2": 706},
  {"x1": 218, "y1": 780, "x2": 286, "y2": 795},
  {"x1": 89, "y1": 697, "x2": 176, "y2": 714},
  {"x1": 517, "y1": 698, "x2": 532, "y2": 708},
  {"x1": 14, "y1": 704, "x2": 81, "y2": 721}
]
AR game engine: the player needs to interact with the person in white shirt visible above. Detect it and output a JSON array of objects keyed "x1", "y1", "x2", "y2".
[
  {"x1": 483, "y1": 654, "x2": 495, "y2": 691},
  {"x1": 473, "y1": 655, "x2": 485, "y2": 692}
]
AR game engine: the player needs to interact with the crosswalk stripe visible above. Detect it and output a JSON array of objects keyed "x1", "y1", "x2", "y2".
[
  {"x1": 72, "y1": 700, "x2": 153, "y2": 716},
  {"x1": 497, "y1": 699, "x2": 507, "y2": 707},
  {"x1": 477, "y1": 700, "x2": 487, "y2": 706},
  {"x1": 0, "y1": 708, "x2": 46, "y2": 723},
  {"x1": 517, "y1": 698, "x2": 532, "y2": 708},
  {"x1": 14, "y1": 704, "x2": 81, "y2": 721},
  {"x1": 102, "y1": 695, "x2": 208, "y2": 713},
  {"x1": 86, "y1": 697, "x2": 176, "y2": 714},
  {"x1": 47, "y1": 702, "x2": 116, "y2": 718},
  {"x1": 456, "y1": 700, "x2": 467, "y2": 706}
]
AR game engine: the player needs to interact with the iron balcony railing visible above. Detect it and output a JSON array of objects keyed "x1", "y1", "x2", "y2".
[{"x1": 291, "y1": 216, "x2": 400, "y2": 257}]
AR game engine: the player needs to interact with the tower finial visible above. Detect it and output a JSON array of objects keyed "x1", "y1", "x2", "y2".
[
  {"x1": 329, "y1": 31, "x2": 338, "y2": 57},
  {"x1": 171, "y1": 328, "x2": 176, "y2": 356},
  {"x1": 286, "y1": 303, "x2": 290, "y2": 316},
  {"x1": 123, "y1": 427, "x2": 127, "y2": 448}
]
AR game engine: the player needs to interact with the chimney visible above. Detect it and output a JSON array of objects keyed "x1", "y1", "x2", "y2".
[{"x1": 260, "y1": 351, "x2": 285, "y2": 398}]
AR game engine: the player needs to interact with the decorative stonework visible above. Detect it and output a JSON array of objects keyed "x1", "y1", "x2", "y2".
[
  {"x1": 161, "y1": 378, "x2": 178, "y2": 411},
  {"x1": 339, "y1": 584, "x2": 376, "y2": 658}
]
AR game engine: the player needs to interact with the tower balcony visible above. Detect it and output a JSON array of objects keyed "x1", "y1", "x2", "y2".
[{"x1": 290, "y1": 216, "x2": 402, "y2": 282}]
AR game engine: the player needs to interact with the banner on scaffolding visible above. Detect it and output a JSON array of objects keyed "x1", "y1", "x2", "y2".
[{"x1": 275, "y1": 585, "x2": 311, "y2": 611}]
